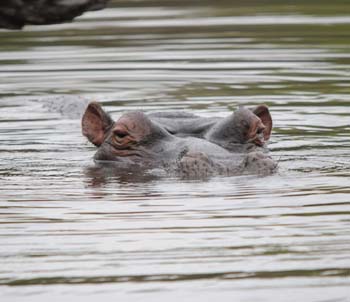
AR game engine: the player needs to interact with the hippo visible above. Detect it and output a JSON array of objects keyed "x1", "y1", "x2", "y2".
[
  {"x1": 82, "y1": 102, "x2": 276, "y2": 177},
  {"x1": 148, "y1": 104, "x2": 272, "y2": 152}
]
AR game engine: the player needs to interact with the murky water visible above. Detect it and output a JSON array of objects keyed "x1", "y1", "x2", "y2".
[{"x1": 1, "y1": 0, "x2": 350, "y2": 301}]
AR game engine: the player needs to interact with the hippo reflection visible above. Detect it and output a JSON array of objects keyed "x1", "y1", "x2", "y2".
[{"x1": 82, "y1": 102, "x2": 276, "y2": 177}]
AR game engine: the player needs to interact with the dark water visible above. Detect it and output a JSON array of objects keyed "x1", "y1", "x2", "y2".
[{"x1": 1, "y1": 1, "x2": 350, "y2": 301}]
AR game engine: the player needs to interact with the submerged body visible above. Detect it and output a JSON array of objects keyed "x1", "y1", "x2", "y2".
[{"x1": 82, "y1": 102, "x2": 276, "y2": 178}]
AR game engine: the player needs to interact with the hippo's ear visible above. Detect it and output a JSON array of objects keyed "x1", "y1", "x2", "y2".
[
  {"x1": 252, "y1": 104, "x2": 272, "y2": 141},
  {"x1": 82, "y1": 102, "x2": 114, "y2": 146}
]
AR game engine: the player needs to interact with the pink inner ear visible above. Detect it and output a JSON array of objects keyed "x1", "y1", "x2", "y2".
[
  {"x1": 253, "y1": 104, "x2": 272, "y2": 141},
  {"x1": 82, "y1": 102, "x2": 113, "y2": 147}
]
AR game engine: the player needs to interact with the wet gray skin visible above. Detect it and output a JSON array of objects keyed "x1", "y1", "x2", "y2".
[
  {"x1": 82, "y1": 102, "x2": 276, "y2": 177},
  {"x1": 149, "y1": 104, "x2": 272, "y2": 152}
]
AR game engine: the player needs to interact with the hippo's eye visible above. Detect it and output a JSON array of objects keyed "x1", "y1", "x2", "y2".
[
  {"x1": 257, "y1": 126, "x2": 265, "y2": 135},
  {"x1": 114, "y1": 130, "x2": 128, "y2": 139}
]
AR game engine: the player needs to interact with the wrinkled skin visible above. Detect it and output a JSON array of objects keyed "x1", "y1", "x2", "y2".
[{"x1": 82, "y1": 102, "x2": 276, "y2": 177}]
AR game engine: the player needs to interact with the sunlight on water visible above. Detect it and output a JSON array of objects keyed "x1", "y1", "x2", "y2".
[{"x1": 0, "y1": 0, "x2": 350, "y2": 301}]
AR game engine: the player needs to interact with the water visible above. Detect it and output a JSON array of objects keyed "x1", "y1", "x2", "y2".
[{"x1": 1, "y1": 0, "x2": 350, "y2": 301}]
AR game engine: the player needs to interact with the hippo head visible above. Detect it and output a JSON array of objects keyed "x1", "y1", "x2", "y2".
[
  {"x1": 82, "y1": 102, "x2": 169, "y2": 166},
  {"x1": 206, "y1": 104, "x2": 272, "y2": 149}
]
